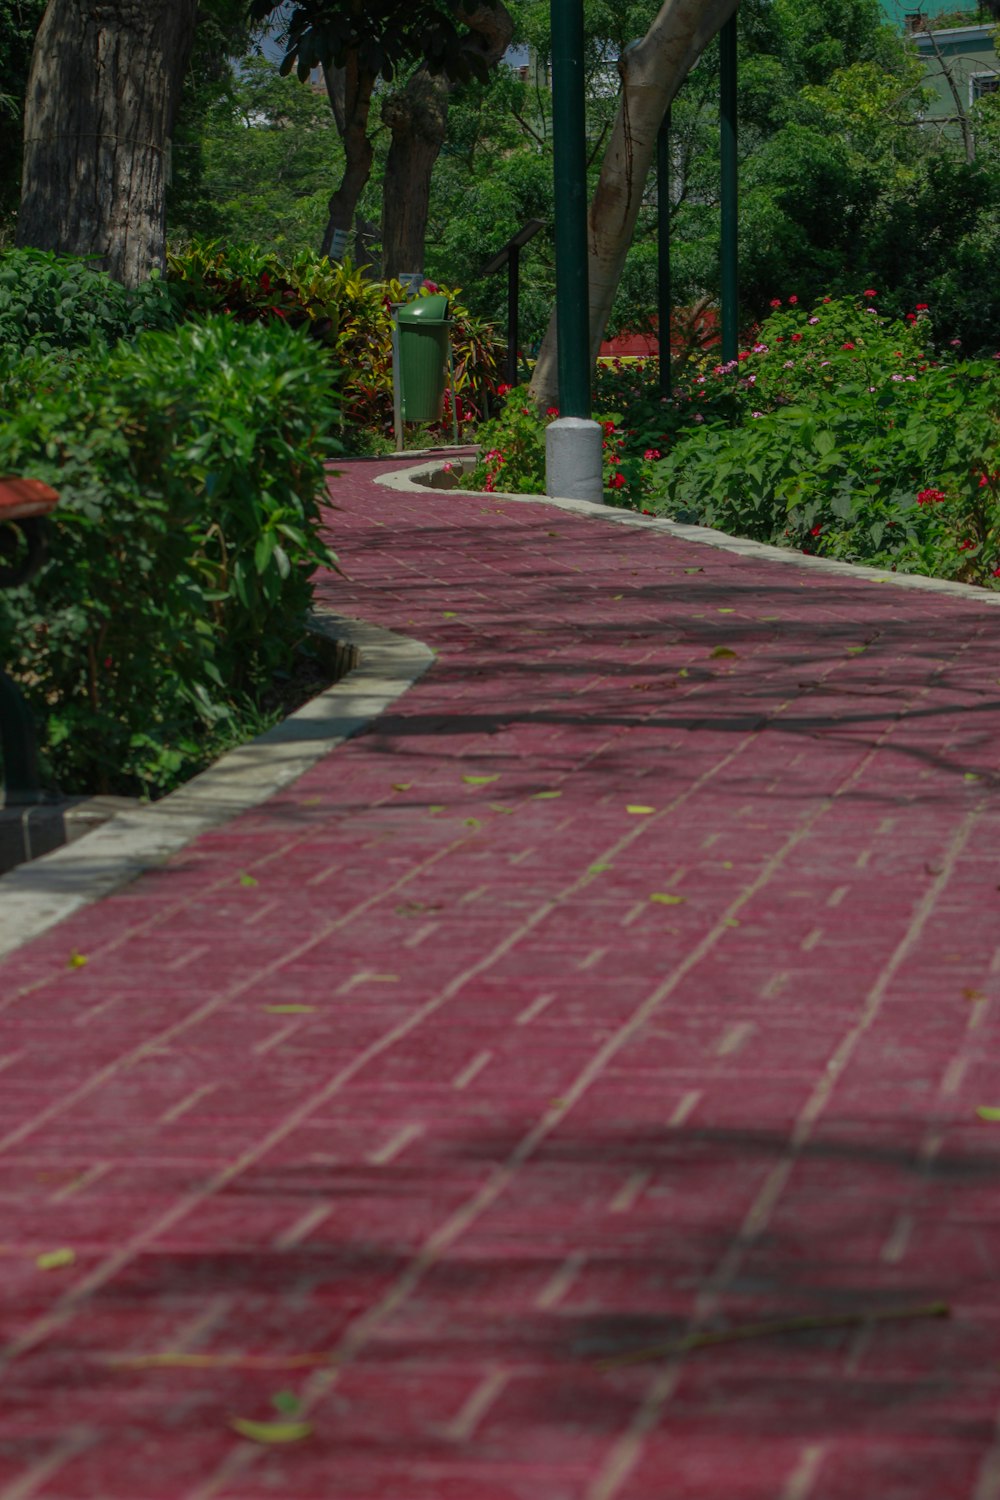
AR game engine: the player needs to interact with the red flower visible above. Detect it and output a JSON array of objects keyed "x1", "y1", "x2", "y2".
[
  {"x1": 789, "y1": 295, "x2": 799, "y2": 305},
  {"x1": 608, "y1": 472, "x2": 626, "y2": 489},
  {"x1": 916, "y1": 487, "x2": 947, "y2": 505},
  {"x1": 959, "y1": 539, "x2": 975, "y2": 551},
  {"x1": 841, "y1": 342, "x2": 856, "y2": 351},
  {"x1": 790, "y1": 333, "x2": 802, "y2": 343},
  {"x1": 916, "y1": 303, "x2": 929, "y2": 311},
  {"x1": 863, "y1": 289, "x2": 877, "y2": 298},
  {"x1": 810, "y1": 525, "x2": 822, "y2": 536},
  {"x1": 546, "y1": 407, "x2": 559, "y2": 417},
  {"x1": 644, "y1": 448, "x2": 662, "y2": 460},
  {"x1": 497, "y1": 383, "x2": 512, "y2": 397},
  {"x1": 770, "y1": 298, "x2": 782, "y2": 308}
]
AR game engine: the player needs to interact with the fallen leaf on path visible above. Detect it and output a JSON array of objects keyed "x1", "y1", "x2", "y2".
[
  {"x1": 963, "y1": 987, "x2": 985, "y2": 1002},
  {"x1": 229, "y1": 1418, "x2": 313, "y2": 1445},
  {"x1": 264, "y1": 1005, "x2": 315, "y2": 1015},
  {"x1": 442, "y1": 611, "x2": 457, "y2": 618},
  {"x1": 588, "y1": 864, "x2": 613, "y2": 875},
  {"x1": 272, "y1": 1392, "x2": 302, "y2": 1415},
  {"x1": 964, "y1": 773, "x2": 981, "y2": 782},
  {"x1": 846, "y1": 646, "x2": 867, "y2": 657},
  {"x1": 612, "y1": 594, "x2": 624, "y2": 600},
  {"x1": 392, "y1": 783, "x2": 412, "y2": 792},
  {"x1": 428, "y1": 804, "x2": 445, "y2": 813},
  {"x1": 462, "y1": 775, "x2": 499, "y2": 785},
  {"x1": 66, "y1": 952, "x2": 88, "y2": 970},
  {"x1": 464, "y1": 818, "x2": 481, "y2": 830},
  {"x1": 724, "y1": 918, "x2": 741, "y2": 928},
  {"x1": 627, "y1": 805, "x2": 655, "y2": 815},
  {"x1": 683, "y1": 568, "x2": 703, "y2": 575},
  {"x1": 532, "y1": 791, "x2": 562, "y2": 800},
  {"x1": 598, "y1": 1301, "x2": 950, "y2": 1370},
  {"x1": 717, "y1": 608, "x2": 735, "y2": 614},
  {"x1": 650, "y1": 893, "x2": 685, "y2": 906},
  {"x1": 710, "y1": 646, "x2": 739, "y2": 659},
  {"x1": 678, "y1": 669, "x2": 689, "y2": 678},
  {"x1": 721, "y1": 861, "x2": 734, "y2": 869},
  {"x1": 238, "y1": 873, "x2": 258, "y2": 888},
  {"x1": 36, "y1": 1249, "x2": 75, "y2": 1271},
  {"x1": 976, "y1": 1106, "x2": 1000, "y2": 1121},
  {"x1": 489, "y1": 803, "x2": 515, "y2": 814}
]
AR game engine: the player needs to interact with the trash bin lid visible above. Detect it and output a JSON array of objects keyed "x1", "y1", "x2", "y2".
[{"x1": 397, "y1": 294, "x2": 449, "y2": 322}]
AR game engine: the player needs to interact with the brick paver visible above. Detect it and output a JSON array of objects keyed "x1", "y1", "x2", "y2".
[{"x1": 1, "y1": 456, "x2": 1000, "y2": 1498}]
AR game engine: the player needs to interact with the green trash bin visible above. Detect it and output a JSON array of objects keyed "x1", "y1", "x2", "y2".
[{"x1": 396, "y1": 295, "x2": 451, "y2": 423}]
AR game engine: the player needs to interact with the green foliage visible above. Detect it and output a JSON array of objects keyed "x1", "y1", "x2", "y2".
[
  {"x1": 0, "y1": 316, "x2": 339, "y2": 796},
  {"x1": 251, "y1": 0, "x2": 504, "y2": 84},
  {"x1": 0, "y1": 0, "x2": 45, "y2": 237},
  {"x1": 166, "y1": 240, "x2": 502, "y2": 443},
  {"x1": 0, "y1": 247, "x2": 180, "y2": 357},
  {"x1": 168, "y1": 55, "x2": 340, "y2": 252},
  {"x1": 640, "y1": 294, "x2": 1000, "y2": 586}
]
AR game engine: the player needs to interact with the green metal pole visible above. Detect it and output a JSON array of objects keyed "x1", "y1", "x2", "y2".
[
  {"x1": 720, "y1": 12, "x2": 738, "y2": 364},
  {"x1": 550, "y1": 0, "x2": 591, "y2": 419},
  {"x1": 657, "y1": 108, "x2": 672, "y2": 398}
]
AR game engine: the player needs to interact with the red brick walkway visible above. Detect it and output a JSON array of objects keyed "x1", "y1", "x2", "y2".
[{"x1": 2, "y1": 457, "x2": 1000, "y2": 1499}]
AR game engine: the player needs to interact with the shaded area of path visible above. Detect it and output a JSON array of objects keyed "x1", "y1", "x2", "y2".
[{"x1": 0, "y1": 457, "x2": 999, "y2": 1498}]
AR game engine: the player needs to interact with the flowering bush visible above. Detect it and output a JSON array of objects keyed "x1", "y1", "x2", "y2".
[
  {"x1": 630, "y1": 293, "x2": 1000, "y2": 587},
  {"x1": 464, "y1": 386, "x2": 651, "y2": 505}
]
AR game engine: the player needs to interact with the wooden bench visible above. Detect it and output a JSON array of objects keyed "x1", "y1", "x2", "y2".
[{"x1": 0, "y1": 478, "x2": 59, "y2": 805}]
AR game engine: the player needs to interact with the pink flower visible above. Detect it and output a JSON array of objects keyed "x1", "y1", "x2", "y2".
[
  {"x1": 770, "y1": 298, "x2": 782, "y2": 308},
  {"x1": 644, "y1": 448, "x2": 662, "y2": 460},
  {"x1": 808, "y1": 317, "x2": 819, "y2": 325},
  {"x1": 789, "y1": 295, "x2": 799, "y2": 305}
]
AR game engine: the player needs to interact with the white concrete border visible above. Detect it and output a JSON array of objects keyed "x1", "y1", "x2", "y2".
[
  {"x1": 379, "y1": 458, "x2": 1000, "y2": 608},
  {"x1": 0, "y1": 611, "x2": 433, "y2": 960}
]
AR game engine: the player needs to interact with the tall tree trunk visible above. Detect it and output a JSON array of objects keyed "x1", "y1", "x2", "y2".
[
  {"x1": 320, "y1": 54, "x2": 375, "y2": 258},
  {"x1": 381, "y1": 69, "x2": 451, "y2": 280},
  {"x1": 18, "y1": 0, "x2": 199, "y2": 287},
  {"x1": 380, "y1": 0, "x2": 513, "y2": 281},
  {"x1": 528, "y1": 0, "x2": 738, "y2": 408}
]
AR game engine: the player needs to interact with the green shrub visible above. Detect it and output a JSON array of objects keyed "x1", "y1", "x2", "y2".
[
  {"x1": 0, "y1": 247, "x2": 180, "y2": 357},
  {"x1": 0, "y1": 316, "x2": 339, "y2": 796},
  {"x1": 642, "y1": 293, "x2": 1000, "y2": 585},
  {"x1": 166, "y1": 241, "x2": 503, "y2": 445}
]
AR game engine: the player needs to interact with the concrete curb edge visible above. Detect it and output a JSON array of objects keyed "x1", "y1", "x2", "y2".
[{"x1": 0, "y1": 611, "x2": 434, "y2": 960}]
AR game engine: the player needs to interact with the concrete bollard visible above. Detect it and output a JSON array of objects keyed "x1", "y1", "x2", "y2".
[{"x1": 545, "y1": 417, "x2": 604, "y2": 505}]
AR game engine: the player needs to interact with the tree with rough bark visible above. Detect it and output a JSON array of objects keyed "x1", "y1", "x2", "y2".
[
  {"x1": 251, "y1": 0, "x2": 508, "y2": 270},
  {"x1": 528, "y1": 0, "x2": 739, "y2": 408},
  {"x1": 17, "y1": 0, "x2": 200, "y2": 286},
  {"x1": 380, "y1": 1, "x2": 512, "y2": 279}
]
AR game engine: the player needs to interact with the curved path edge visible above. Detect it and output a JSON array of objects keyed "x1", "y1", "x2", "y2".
[
  {"x1": 380, "y1": 457, "x2": 1000, "y2": 607},
  {"x1": 0, "y1": 610, "x2": 433, "y2": 960}
]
